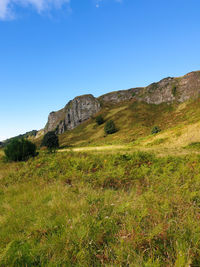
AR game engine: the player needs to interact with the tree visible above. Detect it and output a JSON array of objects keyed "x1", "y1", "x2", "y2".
[
  {"x1": 4, "y1": 139, "x2": 37, "y2": 162},
  {"x1": 95, "y1": 115, "x2": 104, "y2": 125},
  {"x1": 104, "y1": 120, "x2": 117, "y2": 134},
  {"x1": 41, "y1": 131, "x2": 59, "y2": 152},
  {"x1": 151, "y1": 126, "x2": 161, "y2": 134}
]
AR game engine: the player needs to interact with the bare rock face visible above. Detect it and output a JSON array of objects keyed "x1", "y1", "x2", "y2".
[
  {"x1": 44, "y1": 71, "x2": 200, "y2": 135},
  {"x1": 136, "y1": 71, "x2": 200, "y2": 104},
  {"x1": 98, "y1": 88, "x2": 143, "y2": 103},
  {"x1": 45, "y1": 94, "x2": 101, "y2": 134}
]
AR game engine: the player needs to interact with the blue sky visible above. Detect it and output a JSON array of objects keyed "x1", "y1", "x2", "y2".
[{"x1": 1, "y1": 0, "x2": 200, "y2": 141}]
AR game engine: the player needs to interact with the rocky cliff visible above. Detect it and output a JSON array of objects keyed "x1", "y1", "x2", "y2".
[
  {"x1": 44, "y1": 71, "x2": 200, "y2": 134},
  {"x1": 45, "y1": 94, "x2": 100, "y2": 134}
]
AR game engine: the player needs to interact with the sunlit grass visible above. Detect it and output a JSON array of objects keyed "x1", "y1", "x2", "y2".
[{"x1": 1, "y1": 150, "x2": 200, "y2": 265}]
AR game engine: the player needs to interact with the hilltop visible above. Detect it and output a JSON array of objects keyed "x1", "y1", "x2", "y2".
[
  {"x1": 33, "y1": 70, "x2": 200, "y2": 155},
  {"x1": 2, "y1": 71, "x2": 200, "y2": 266},
  {"x1": 43, "y1": 71, "x2": 200, "y2": 136},
  {"x1": 3, "y1": 70, "x2": 200, "y2": 154}
]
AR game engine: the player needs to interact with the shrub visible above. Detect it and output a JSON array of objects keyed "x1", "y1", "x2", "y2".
[
  {"x1": 41, "y1": 131, "x2": 59, "y2": 152},
  {"x1": 104, "y1": 120, "x2": 117, "y2": 134},
  {"x1": 95, "y1": 115, "x2": 104, "y2": 125},
  {"x1": 151, "y1": 126, "x2": 161, "y2": 134},
  {"x1": 4, "y1": 139, "x2": 37, "y2": 162}
]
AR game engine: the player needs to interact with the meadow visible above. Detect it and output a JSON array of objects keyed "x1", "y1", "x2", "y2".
[{"x1": 1, "y1": 149, "x2": 200, "y2": 266}]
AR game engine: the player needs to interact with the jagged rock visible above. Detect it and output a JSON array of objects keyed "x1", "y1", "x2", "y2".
[
  {"x1": 98, "y1": 88, "x2": 142, "y2": 104},
  {"x1": 45, "y1": 94, "x2": 101, "y2": 134},
  {"x1": 44, "y1": 71, "x2": 200, "y2": 135},
  {"x1": 137, "y1": 72, "x2": 200, "y2": 104}
]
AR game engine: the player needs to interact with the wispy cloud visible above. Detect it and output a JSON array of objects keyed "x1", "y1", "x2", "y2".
[
  {"x1": 0, "y1": 0, "x2": 70, "y2": 20},
  {"x1": 95, "y1": 0, "x2": 122, "y2": 8},
  {"x1": 0, "y1": 0, "x2": 123, "y2": 20}
]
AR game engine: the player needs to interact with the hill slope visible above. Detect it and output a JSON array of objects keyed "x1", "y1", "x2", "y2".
[
  {"x1": 41, "y1": 97, "x2": 200, "y2": 156},
  {"x1": 43, "y1": 70, "x2": 200, "y2": 137}
]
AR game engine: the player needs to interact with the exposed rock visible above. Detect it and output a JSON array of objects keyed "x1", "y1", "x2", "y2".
[
  {"x1": 137, "y1": 72, "x2": 200, "y2": 104},
  {"x1": 98, "y1": 88, "x2": 143, "y2": 104},
  {"x1": 45, "y1": 94, "x2": 101, "y2": 134},
  {"x1": 44, "y1": 70, "x2": 200, "y2": 135}
]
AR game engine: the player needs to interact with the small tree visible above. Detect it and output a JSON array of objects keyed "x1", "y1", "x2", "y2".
[
  {"x1": 4, "y1": 139, "x2": 37, "y2": 161},
  {"x1": 41, "y1": 131, "x2": 59, "y2": 152},
  {"x1": 96, "y1": 115, "x2": 104, "y2": 125},
  {"x1": 151, "y1": 126, "x2": 161, "y2": 135},
  {"x1": 104, "y1": 120, "x2": 117, "y2": 134}
]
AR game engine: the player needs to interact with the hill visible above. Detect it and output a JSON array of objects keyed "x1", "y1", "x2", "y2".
[
  {"x1": 42, "y1": 70, "x2": 200, "y2": 136},
  {"x1": 32, "y1": 70, "x2": 200, "y2": 155},
  {"x1": 2, "y1": 71, "x2": 200, "y2": 265},
  {"x1": 1, "y1": 130, "x2": 38, "y2": 148}
]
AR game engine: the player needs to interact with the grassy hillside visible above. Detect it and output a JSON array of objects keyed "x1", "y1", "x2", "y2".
[
  {"x1": 2, "y1": 98, "x2": 200, "y2": 265},
  {"x1": 1, "y1": 150, "x2": 200, "y2": 266},
  {"x1": 35, "y1": 98, "x2": 200, "y2": 155}
]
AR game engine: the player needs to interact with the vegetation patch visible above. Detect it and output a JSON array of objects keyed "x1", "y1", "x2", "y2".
[
  {"x1": 184, "y1": 142, "x2": 200, "y2": 150},
  {"x1": 1, "y1": 151, "x2": 200, "y2": 265},
  {"x1": 95, "y1": 115, "x2": 104, "y2": 125},
  {"x1": 172, "y1": 85, "x2": 177, "y2": 97},
  {"x1": 146, "y1": 137, "x2": 168, "y2": 147},
  {"x1": 151, "y1": 126, "x2": 161, "y2": 134},
  {"x1": 104, "y1": 120, "x2": 117, "y2": 135},
  {"x1": 4, "y1": 139, "x2": 37, "y2": 162}
]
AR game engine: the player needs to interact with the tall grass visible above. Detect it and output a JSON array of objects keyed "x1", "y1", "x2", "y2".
[{"x1": 0, "y1": 151, "x2": 200, "y2": 266}]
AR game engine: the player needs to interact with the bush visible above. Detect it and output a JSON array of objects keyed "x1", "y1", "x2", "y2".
[
  {"x1": 104, "y1": 120, "x2": 117, "y2": 134},
  {"x1": 95, "y1": 115, "x2": 104, "y2": 125},
  {"x1": 151, "y1": 126, "x2": 161, "y2": 134},
  {"x1": 41, "y1": 131, "x2": 59, "y2": 152},
  {"x1": 4, "y1": 139, "x2": 37, "y2": 162}
]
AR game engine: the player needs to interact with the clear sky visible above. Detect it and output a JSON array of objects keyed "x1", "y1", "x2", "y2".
[{"x1": 1, "y1": 0, "x2": 200, "y2": 141}]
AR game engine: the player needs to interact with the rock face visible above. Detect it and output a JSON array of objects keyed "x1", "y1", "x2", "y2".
[
  {"x1": 98, "y1": 88, "x2": 142, "y2": 103},
  {"x1": 45, "y1": 94, "x2": 101, "y2": 134},
  {"x1": 44, "y1": 71, "x2": 200, "y2": 134},
  {"x1": 136, "y1": 71, "x2": 200, "y2": 104}
]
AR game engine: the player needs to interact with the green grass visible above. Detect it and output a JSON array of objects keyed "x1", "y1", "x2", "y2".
[
  {"x1": 1, "y1": 150, "x2": 200, "y2": 266},
  {"x1": 34, "y1": 98, "x2": 200, "y2": 151},
  {"x1": 3, "y1": 98, "x2": 200, "y2": 265},
  {"x1": 184, "y1": 142, "x2": 200, "y2": 150}
]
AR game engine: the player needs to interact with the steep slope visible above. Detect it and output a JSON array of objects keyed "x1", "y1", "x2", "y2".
[
  {"x1": 43, "y1": 71, "x2": 200, "y2": 136},
  {"x1": 45, "y1": 94, "x2": 100, "y2": 134},
  {"x1": 54, "y1": 97, "x2": 200, "y2": 151}
]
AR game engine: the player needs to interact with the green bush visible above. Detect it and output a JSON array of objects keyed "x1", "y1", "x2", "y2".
[
  {"x1": 4, "y1": 139, "x2": 37, "y2": 162},
  {"x1": 104, "y1": 120, "x2": 117, "y2": 134},
  {"x1": 151, "y1": 126, "x2": 161, "y2": 134},
  {"x1": 41, "y1": 131, "x2": 59, "y2": 152},
  {"x1": 95, "y1": 115, "x2": 104, "y2": 125}
]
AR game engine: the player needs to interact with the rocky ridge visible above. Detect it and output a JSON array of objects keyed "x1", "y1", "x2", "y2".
[{"x1": 44, "y1": 71, "x2": 200, "y2": 134}]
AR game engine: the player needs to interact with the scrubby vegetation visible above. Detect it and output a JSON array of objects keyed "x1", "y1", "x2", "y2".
[
  {"x1": 95, "y1": 115, "x2": 104, "y2": 125},
  {"x1": 151, "y1": 126, "x2": 161, "y2": 135},
  {"x1": 41, "y1": 131, "x2": 59, "y2": 152},
  {"x1": 2, "y1": 130, "x2": 38, "y2": 148},
  {"x1": 104, "y1": 120, "x2": 117, "y2": 135},
  {"x1": 172, "y1": 85, "x2": 177, "y2": 97},
  {"x1": 1, "y1": 149, "x2": 200, "y2": 266},
  {"x1": 4, "y1": 138, "x2": 37, "y2": 162}
]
